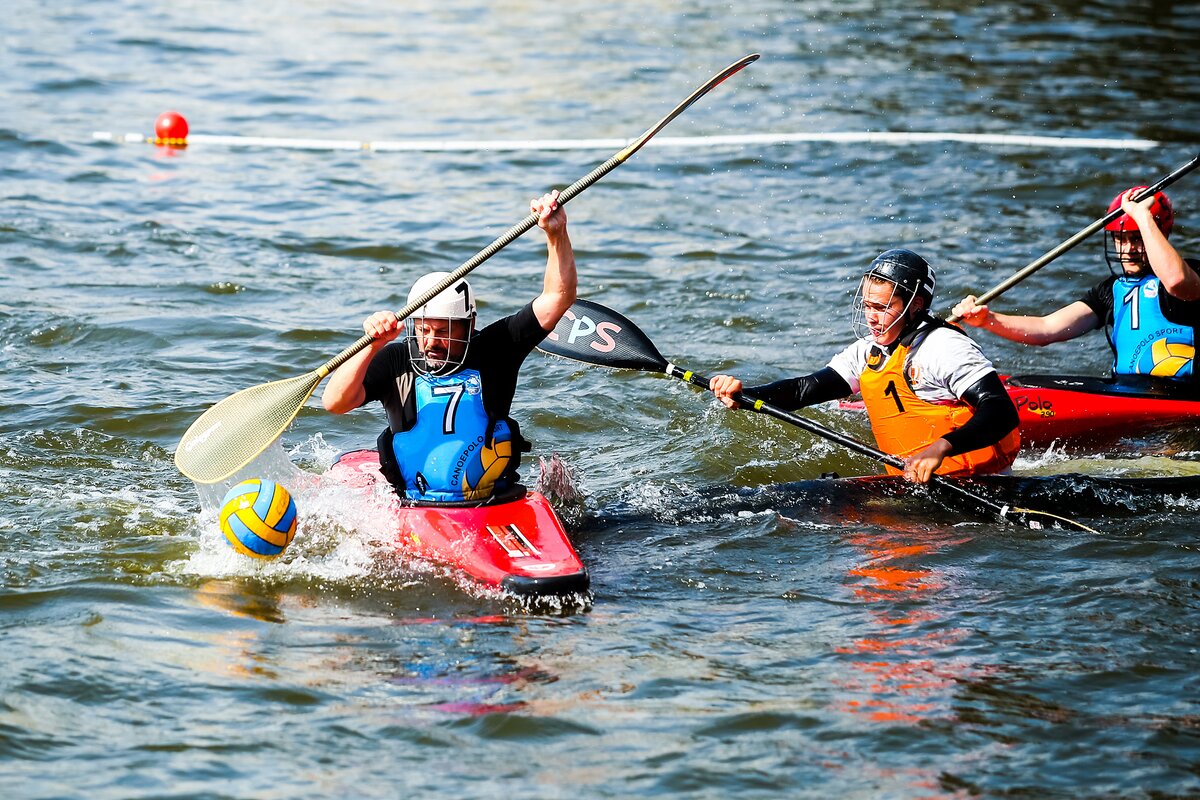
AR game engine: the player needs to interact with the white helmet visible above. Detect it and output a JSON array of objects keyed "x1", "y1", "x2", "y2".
[
  {"x1": 406, "y1": 271, "x2": 476, "y2": 320},
  {"x1": 405, "y1": 272, "x2": 477, "y2": 376}
]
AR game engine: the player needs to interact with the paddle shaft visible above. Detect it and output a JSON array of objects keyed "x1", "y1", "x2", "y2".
[
  {"x1": 661, "y1": 363, "x2": 1029, "y2": 525},
  {"x1": 947, "y1": 152, "x2": 1200, "y2": 323},
  {"x1": 315, "y1": 54, "x2": 760, "y2": 380},
  {"x1": 174, "y1": 55, "x2": 759, "y2": 483}
]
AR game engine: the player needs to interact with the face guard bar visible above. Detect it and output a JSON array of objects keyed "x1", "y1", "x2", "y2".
[
  {"x1": 406, "y1": 315, "x2": 475, "y2": 376},
  {"x1": 851, "y1": 275, "x2": 917, "y2": 343}
]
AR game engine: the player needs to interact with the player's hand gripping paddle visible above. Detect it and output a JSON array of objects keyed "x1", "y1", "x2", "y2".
[
  {"x1": 175, "y1": 54, "x2": 759, "y2": 483},
  {"x1": 539, "y1": 299, "x2": 1099, "y2": 533}
]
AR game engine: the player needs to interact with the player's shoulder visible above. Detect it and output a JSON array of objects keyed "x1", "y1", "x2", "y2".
[
  {"x1": 918, "y1": 322, "x2": 979, "y2": 350},
  {"x1": 911, "y1": 324, "x2": 989, "y2": 373}
]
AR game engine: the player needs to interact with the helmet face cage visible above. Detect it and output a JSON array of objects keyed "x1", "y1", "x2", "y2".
[
  {"x1": 403, "y1": 272, "x2": 477, "y2": 376},
  {"x1": 852, "y1": 249, "x2": 934, "y2": 341},
  {"x1": 1104, "y1": 226, "x2": 1149, "y2": 277},
  {"x1": 406, "y1": 314, "x2": 474, "y2": 377},
  {"x1": 852, "y1": 274, "x2": 916, "y2": 342}
]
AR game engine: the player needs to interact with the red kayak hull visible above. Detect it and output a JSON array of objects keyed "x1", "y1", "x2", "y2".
[
  {"x1": 1002, "y1": 374, "x2": 1200, "y2": 446},
  {"x1": 324, "y1": 450, "x2": 589, "y2": 597},
  {"x1": 840, "y1": 374, "x2": 1200, "y2": 448}
]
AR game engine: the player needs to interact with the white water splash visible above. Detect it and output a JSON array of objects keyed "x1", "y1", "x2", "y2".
[
  {"x1": 1015, "y1": 445, "x2": 1200, "y2": 478},
  {"x1": 167, "y1": 437, "x2": 585, "y2": 606},
  {"x1": 534, "y1": 453, "x2": 586, "y2": 524}
]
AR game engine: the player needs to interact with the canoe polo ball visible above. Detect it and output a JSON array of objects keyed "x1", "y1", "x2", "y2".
[{"x1": 218, "y1": 479, "x2": 298, "y2": 559}]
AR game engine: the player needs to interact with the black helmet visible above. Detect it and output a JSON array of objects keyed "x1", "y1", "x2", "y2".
[{"x1": 864, "y1": 249, "x2": 936, "y2": 310}]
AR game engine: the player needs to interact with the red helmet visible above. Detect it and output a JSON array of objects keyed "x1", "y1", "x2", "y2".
[{"x1": 1105, "y1": 186, "x2": 1174, "y2": 238}]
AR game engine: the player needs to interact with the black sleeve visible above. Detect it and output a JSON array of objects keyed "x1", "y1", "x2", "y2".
[
  {"x1": 362, "y1": 342, "x2": 408, "y2": 405},
  {"x1": 1079, "y1": 275, "x2": 1115, "y2": 322},
  {"x1": 476, "y1": 302, "x2": 548, "y2": 365},
  {"x1": 743, "y1": 367, "x2": 853, "y2": 410},
  {"x1": 360, "y1": 342, "x2": 418, "y2": 433},
  {"x1": 940, "y1": 372, "x2": 1019, "y2": 456}
]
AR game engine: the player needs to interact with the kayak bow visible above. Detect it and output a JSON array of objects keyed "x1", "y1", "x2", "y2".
[{"x1": 323, "y1": 450, "x2": 589, "y2": 598}]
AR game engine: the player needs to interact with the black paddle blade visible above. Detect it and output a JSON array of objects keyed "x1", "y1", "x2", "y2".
[{"x1": 538, "y1": 299, "x2": 669, "y2": 373}]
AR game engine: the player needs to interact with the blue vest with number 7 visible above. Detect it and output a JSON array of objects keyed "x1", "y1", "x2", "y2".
[{"x1": 390, "y1": 370, "x2": 514, "y2": 502}]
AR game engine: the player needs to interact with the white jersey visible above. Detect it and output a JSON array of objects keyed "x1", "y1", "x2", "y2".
[{"x1": 827, "y1": 324, "x2": 996, "y2": 402}]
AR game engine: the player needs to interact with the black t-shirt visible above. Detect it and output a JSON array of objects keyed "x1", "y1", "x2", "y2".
[
  {"x1": 361, "y1": 302, "x2": 549, "y2": 433},
  {"x1": 1079, "y1": 258, "x2": 1200, "y2": 327}
]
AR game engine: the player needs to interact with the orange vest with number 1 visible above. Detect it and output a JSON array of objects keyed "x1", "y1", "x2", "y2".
[{"x1": 858, "y1": 336, "x2": 1020, "y2": 477}]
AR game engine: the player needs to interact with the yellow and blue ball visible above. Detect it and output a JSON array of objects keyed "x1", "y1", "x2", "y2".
[
  {"x1": 1147, "y1": 339, "x2": 1194, "y2": 378},
  {"x1": 218, "y1": 479, "x2": 297, "y2": 559}
]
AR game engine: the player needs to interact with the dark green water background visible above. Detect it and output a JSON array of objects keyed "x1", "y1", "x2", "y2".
[{"x1": 3, "y1": 1, "x2": 1200, "y2": 797}]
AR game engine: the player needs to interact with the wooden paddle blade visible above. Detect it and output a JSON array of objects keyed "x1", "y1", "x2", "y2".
[
  {"x1": 537, "y1": 299, "x2": 670, "y2": 373},
  {"x1": 174, "y1": 370, "x2": 322, "y2": 483}
]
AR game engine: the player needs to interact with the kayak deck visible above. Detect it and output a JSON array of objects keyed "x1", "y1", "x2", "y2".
[{"x1": 324, "y1": 450, "x2": 589, "y2": 598}]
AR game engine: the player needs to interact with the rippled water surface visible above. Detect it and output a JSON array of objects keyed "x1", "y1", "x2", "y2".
[{"x1": 4, "y1": 1, "x2": 1200, "y2": 797}]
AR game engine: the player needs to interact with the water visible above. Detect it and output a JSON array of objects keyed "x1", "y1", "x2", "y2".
[{"x1": 4, "y1": 1, "x2": 1200, "y2": 796}]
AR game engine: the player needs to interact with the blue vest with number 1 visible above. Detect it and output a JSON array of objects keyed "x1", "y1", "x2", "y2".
[
  {"x1": 390, "y1": 370, "x2": 514, "y2": 502},
  {"x1": 1110, "y1": 275, "x2": 1194, "y2": 379}
]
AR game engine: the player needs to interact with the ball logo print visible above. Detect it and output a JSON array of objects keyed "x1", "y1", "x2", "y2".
[
  {"x1": 219, "y1": 479, "x2": 298, "y2": 558},
  {"x1": 1147, "y1": 339, "x2": 1193, "y2": 377}
]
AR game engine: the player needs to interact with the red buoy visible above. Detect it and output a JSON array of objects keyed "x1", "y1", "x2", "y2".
[{"x1": 154, "y1": 111, "x2": 189, "y2": 146}]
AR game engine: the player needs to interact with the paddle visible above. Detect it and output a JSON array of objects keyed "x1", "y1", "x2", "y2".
[
  {"x1": 947, "y1": 152, "x2": 1200, "y2": 323},
  {"x1": 174, "y1": 54, "x2": 760, "y2": 484},
  {"x1": 539, "y1": 299, "x2": 1098, "y2": 532}
]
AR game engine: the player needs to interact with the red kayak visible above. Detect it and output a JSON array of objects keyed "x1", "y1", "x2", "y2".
[
  {"x1": 1001, "y1": 374, "x2": 1200, "y2": 445},
  {"x1": 323, "y1": 450, "x2": 589, "y2": 598},
  {"x1": 840, "y1": 374, "x2": 1200, "y2": 448}
]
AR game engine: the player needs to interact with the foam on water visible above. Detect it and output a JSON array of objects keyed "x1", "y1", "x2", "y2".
[{"x1": 1016, "y1": 448, "x2": 1200, "y2": 478}]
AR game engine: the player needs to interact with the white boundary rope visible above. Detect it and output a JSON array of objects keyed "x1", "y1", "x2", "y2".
[{"x1": 92, "y1": 130, "x2": 1161, "y2": 152}]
